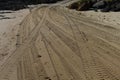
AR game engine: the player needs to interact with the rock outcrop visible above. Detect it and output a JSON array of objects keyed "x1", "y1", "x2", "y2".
[
  {"x1": 0, "y1": 0, "x2": 62, "y2": 10},
  {"x1": 68, "y1": 0, "x2": 120, "y2": 12}
]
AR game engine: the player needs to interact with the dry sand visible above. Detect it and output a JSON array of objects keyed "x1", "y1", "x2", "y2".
[
  {"x1": 79, "y1": 11, "x2": 120, "y2": 27},
  {"x1": 0, "y1": 1, "x2": 120, "y2": 79},
  {"x1": 0, "y1": 9, "x2": 29, "y2": 64}
]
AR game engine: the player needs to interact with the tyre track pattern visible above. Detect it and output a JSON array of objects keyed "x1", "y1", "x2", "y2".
[
  {"x1": 1, "y1": 3, "x2": 120, "y2": 80},
  {"x1": 47, "y1": 7, "x2": 120, "y2": 80},
  {"x1": 0, "y1": 6, "x2": 49, "y2": 80}
]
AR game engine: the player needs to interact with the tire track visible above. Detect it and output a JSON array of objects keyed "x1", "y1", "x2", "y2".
[
  {"x1": 1, "y1": 1, "x2": 120, "y2": 80},
  {"x1": 0, "y1": 6, "x2": 49, "y2": 80},
  {"x1": 59, "y1": 7, "x2": 120, "y2": 80},
  {"x1": 40, "y1": 25, "x2": 87, "y2": 80}
]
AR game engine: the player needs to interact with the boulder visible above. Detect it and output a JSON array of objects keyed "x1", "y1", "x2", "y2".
[
  {"x1": 0, "y1": 0, "x2": 62, "y2": 10},
  {"x1": 69, "y1": 0, "x2": 98, "y2": 11},
  {"x1": 77, "y1": 1, "x2": 93, "y2": 11},
  {"x1": 111, "y1": 3, "x2": 120, "y2": 11},
  {"x1": 101, "y1": 5, "x2": 111, "y2": 12},
  {"x1": 93, "y1": 0, "x2": 106, "y2": 9},
  {"x1": 68, "y1": 2, "x2": 79, "y2": 9}
]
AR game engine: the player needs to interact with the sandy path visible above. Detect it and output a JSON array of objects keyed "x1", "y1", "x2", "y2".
[
  {"x1": 0, "y1": 0, "x2": 120, "y2": 80},
  {"x1": 0, "y1": 9, "x2": 29, "y2": 65}
]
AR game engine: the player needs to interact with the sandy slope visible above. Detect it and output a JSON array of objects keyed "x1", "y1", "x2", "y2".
[{"x1": 0, "y1": 0, "x2": 120, "y2": 80}]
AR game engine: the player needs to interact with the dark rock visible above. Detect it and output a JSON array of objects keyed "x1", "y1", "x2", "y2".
[
  {"x1": 116, "y1": 3, "x2": 120, "y2": 11},
  {"x1": 68, "y1": 2, "x2": 79, "y2": 9},
  {"x1": 69, "y1": 1, "x2": 95, "y2": 11},
  {"x1": 111, "y1": 3, "x2": 120, "y2": 11},
  {"x1": 101, "y1": 5, "x2": 111, "y2": 12},
  {"x1": 93, "y1": 0, "x2": 106, "y2": 9},
  {"x1": 0, "y1": 0, "x2": 26, "y2": 10},
  {"x1": 0, "y1": 0, "x2": 62, "y2": 10},
  {"x1": 69, "y1": 0, "x2": 120, "y2": 12},
  {"x1": 78, "y1": 1, "x2": 94, "y2": 11}
]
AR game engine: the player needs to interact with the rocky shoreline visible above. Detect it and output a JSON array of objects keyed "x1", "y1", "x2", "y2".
[
  {"x1": 0, "y1": 9, "x2": 29, "y2": 63},
  {"x1": 68, "y1": 0, "x2": 120, "y2": 12},
  {"x1": 0, "y1": 0, "x2": 62, "y2": 10}
]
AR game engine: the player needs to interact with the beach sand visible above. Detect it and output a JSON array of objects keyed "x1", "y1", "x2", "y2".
[
  {"x1": 80, "y1": 11, "x2": 120, "y2": 27},
  {"x1": 0, "y1": 9, "x2": 29, "y2": 63}
]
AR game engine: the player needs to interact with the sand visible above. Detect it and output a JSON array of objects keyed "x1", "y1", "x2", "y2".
[
  {"x1": 79, "y1": 11, "x2": 120, "y2": 27},
  {"x1": 0, "y1": 1, "x2": 120, "y2": 79},
  {"x1": 0, "y1": 9, "x2": 29, "y2": 63}
]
